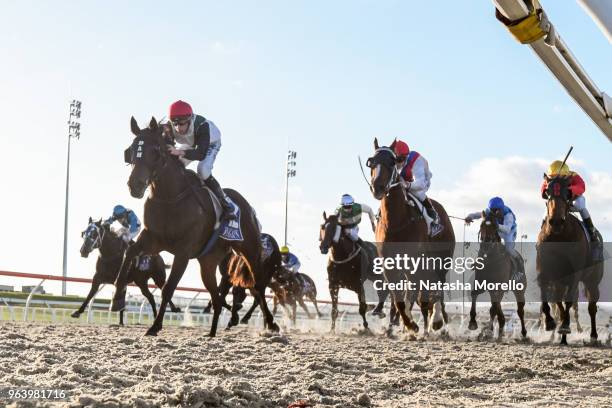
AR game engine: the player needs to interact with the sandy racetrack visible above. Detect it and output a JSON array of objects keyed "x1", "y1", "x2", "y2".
[{"x1": 1, "y1": 322, "x2": 611, "y2": 407}]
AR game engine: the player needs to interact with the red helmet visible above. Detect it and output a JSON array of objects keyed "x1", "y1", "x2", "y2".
[
  {"x1": 169, "y1": 100, "x2": 193, "y2": 120},
  {"x1": 393, "y1": 140, "x2": 410, "y2": 157}
]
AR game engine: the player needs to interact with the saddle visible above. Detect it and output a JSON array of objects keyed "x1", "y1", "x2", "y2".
[{"x1": 405, "y1": 192, "x2": 444, "y2": 237}]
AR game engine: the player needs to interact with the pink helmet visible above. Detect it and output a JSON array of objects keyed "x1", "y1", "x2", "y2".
[{"x1": 169, "y1": 100, "x2": 193, "y2": 120}]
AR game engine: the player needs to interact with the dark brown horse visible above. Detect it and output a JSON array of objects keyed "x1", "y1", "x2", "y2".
[
  {"x1": 111, "y1": 117, "x2": 278, "y2": 336},
  {"x1": 468, "y1": 211, "x2": 527, "y2": 339},
  {"x1": 537, "y1": 176, "x2": 603, "y2": 345},
  {"x1": 367, "y1": 139, "x2": 455, "y2": 335},
  {"x1": 208, "y1": 233, "x2": 283, "y2": 329},
  {"x1": 75, "y1": 218, "x2": 180, "y2": 325},
  {"x1": 319, "y1": 212, "x2": 389, "y2": 332}
]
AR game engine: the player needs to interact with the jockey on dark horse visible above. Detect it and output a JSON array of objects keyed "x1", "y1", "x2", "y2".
[
  {"x1": 280, "y1": 245, "x2": 301, "y2": 277},
  {"x1": 393, "y1": 140, "x2": 443, "y2": 236},
  {"x1": 541, "y1": 160, "x2": 600, "y2": 243},
  {"x1": 465, "y1": 197, "x2": 524, "y2": 277},
  {"x1": 163, "y1": 100, "x2": 235, "y2": 221},
  {"x1": 105, "y1": 205, "x2": 141, "y2": 244},
  {"x1": 334, "y1": 194, "x2": 376, "y2": 252}
]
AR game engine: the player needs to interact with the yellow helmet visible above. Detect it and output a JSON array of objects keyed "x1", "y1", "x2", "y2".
[
  {"x1": 547, "y1": 160, "x2": 571, "y2": 177},
  {"x1": 280, "y1": 245, "x2": 289, "y2": 254}
]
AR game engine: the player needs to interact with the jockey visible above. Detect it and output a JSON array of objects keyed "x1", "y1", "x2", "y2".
[
  {"x1": 335, "y1": 194, "x2": 376, "y2": 246},
  {"x1": 164, "y1": 100, "x2": 235, "y2": 221},
  {"x1": 280, "y1": 246, "x2": 301, "y2": 276},
  {"x1": 105, "y1": 205, "x2": 141, "y2": 244},
  {"x1": 541, "y1": 160, "x2": 599, "y2": 242},
  {"x1": 393, "y1": 140, "x2": 442, "y2": 236},
  {"x1": 465, "y1": 197, "x2": 523, "y2": 270}
]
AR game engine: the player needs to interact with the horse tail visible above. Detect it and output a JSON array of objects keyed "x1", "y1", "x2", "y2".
[{"x1": 228, "y1": 252, "x2": 256, "y2": 288}]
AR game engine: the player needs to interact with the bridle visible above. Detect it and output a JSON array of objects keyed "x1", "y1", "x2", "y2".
[{"x1": 366, "y1": 147, "x2": 401, "y2": 195}]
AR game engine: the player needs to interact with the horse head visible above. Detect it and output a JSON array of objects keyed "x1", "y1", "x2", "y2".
[
  {"x1": 80, "y1": 217, "x2": 105, "y2": 258},
  {"x1": 124, "y1": 117, "x2": 172, "y2": 198},
  {"x1": 366, "y1": 138, "x2": 399, "y2": 200},
  {"x1": 543, "y1": 175, "x2": 572, "y2": 234},
  {"x1": 479, "y1": 210, "x2": 502, "y2": 243}
]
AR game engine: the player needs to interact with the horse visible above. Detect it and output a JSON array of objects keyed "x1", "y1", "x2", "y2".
[
  {"x1": 537, "y1": 175, "x2": 603, "y2": 345},
  {"x1": 204, "y1": 233, "x2": 282, "y2": 329},
  {"x1": 269, "y1": 269, "x2": 323, "y2": 323},
  {"x1": 319, "y1": 212, "x2": 389, "y2": 332},
  {"x1": 76, "y1": 217, "x2": 180, "y2": 325},
  {"x1": 366, "y1": 139, "x2": 455, "y2": 335},
  {"x1": 468, "y1": 210, "x2": 527, "y2": 339},
  {"x1": 111, "y1": 117, "x2": 278, "y2": 336}
]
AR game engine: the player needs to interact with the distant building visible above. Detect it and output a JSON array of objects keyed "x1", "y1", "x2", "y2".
[
  {"x1": 21, "y1": 285, "x2": 45, "y2": 294},
  {"x1": 0, "y1": 285, "x2": 14, "y2": 292}
]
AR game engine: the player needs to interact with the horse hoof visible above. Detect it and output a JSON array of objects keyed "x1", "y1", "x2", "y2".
[
  {"x1": 208, "y1": 330, "x2": 217, "y2": 338},
  {"x1": 372, "y1": 311, "x2": 386, "y2": 319},
  {"x1": 270, "y1": 323, "x2": 280, "y2": 333},
  {"x1": 545, "y1": 319, "x2": 556, "y2": 331},
  {"x1": 172, "y1": 308, "x2": 182, "y2": 313},
  {"x1": 468, "y1": 321, "x2": 478, "y2": 331},
  {"x1": 240, "y1": 317, "x2": 250, "y2": 325},
  {"x1": 70, "y1": 311, "x2": 81, "y2": 318},
  {"x1": 145, "y1": 328, "x2": 158, "y2": 336},
  {"x1": 432, "y1": 320, "x2": 444, "y2": 331}
]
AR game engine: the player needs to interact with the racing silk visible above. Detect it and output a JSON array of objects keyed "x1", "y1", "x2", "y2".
[
  {"x1": 398, "y1": 151, "x2": 432, "y2": 193},
  {"x1": 171, "y1": 114, "x2": 222, "y2": 162},
  {"x1": 467, "y1": 206, "x2": 517, "y2": 235},
  {"x1": 106, "y1": 210, "x2": 141, "y2": 236},
  {"x1": 282, "y1": 253, "x2": 301, "y2": 273},
  {"x1": 261, "y1": 233, "x2": 274, "y2": 261},
  {"x1": 335, "y1": 203, "x2": 376, "y2": 228},
  {"x1": 540, "y1": 172, "x2": 585, "y2": 199}
]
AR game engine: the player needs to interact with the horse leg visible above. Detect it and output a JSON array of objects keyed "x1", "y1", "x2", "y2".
[
  {"x1": 291, "y1": 300, "x2": 297, "y2": 325},
  {"x1": 488, "y1": 302, "x2": 496, "y2": 333},
  {"x1": 358, "y1": 290, "x2": 369, "y2": 331},
  {"x1": 227, "y1": 287, "x2": 245, "y2": 329},
  {"x1": 419, "y1": 298, "x2": 430, "y2": 336},
  {"x1": 137, "y1": 281, "x2": 158, "y2": 319},
  {"x1": 588, "y1": 301, "x2": 598, "y2": 341},
  {"x1": 330, "y1": 286, "x2": 339, "y2": 333},
  {"x1": 72, "y1": 280, "x2": 101, "y2": 318},
  {"x1": 495, "y1": 301, "x2": 505, "y2": 339},
  {"x1": 395, "y1": 300, "x2": 419, "y2": 333},
  {"x1": 119, "y1": 310, "x2": 124, "y2": 326},
  {"x1": 240, "y1": 298, "x2": 259, "y2": 324},
  {"x1": 150, "y1": 267, "x2": 180, "y2": 313},
  {"x1": 468, "y1": 291, "x2": 478, "y2": 330},
  {"x1": 309, "y1": 295, "x2": 323, "y2": 318},
  {"x1": 541, "y1": 301, "x2": 556, "y2": 331},
  {"x1": 197, "y1": 254, "x2": 224, "y2": 337},
  {"x1": 145, "y1": 254, "x2": 189, "y2": 336},
  {"x1": 573, "y1": 303, "x2": 583, "y2": 333},
  {"x1": 513, "y1": 290, "x2": 527, "y2": 338},
  {"x1": 252, "y1": 283, "x2": 279, "y2": 332},
  {"x1": 298, "y1": 297, "x2": 313, "y2": 319},
  {"x1": 112, "y1": 230, "x2": 153, "y2": 311},
  {"x1": 585, "y1": 284, "x2": 600, "y2": 341}
]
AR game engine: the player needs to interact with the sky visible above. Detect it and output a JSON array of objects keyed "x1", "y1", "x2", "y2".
[{"x1": 0, "y1": 0, "x2": 610, "y2": 302}]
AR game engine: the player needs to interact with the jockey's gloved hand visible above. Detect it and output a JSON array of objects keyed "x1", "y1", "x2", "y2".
[
  {"x1": 122, "y1": 235, "x2": 131, "y2": 244},
  {"x1": 464, "y1": 215, "x2": 473, "y2": 225}
]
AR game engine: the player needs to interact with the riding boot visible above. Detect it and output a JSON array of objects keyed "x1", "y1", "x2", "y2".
[
  {"x1": 583, "y1": 217, "x2": 600, "y2": 243},
  {"x1": 422, "y1": 198, "x2": 443, "y2": 236},
  {"x1": 204, "y1": 176, "x2": 236, "y2": 221}
]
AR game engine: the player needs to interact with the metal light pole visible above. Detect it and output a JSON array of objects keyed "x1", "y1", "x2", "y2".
[
  {"x1": 284, "y1": 150, "x2": 297, "y2": 246},
  {"x1": 62, "y1": 100, "x2": 82, "y2": 296}
]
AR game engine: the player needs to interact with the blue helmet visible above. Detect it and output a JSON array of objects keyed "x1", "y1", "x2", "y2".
[
  {"x1": 488, "y1": 197, "x2": 505, "y2": 211},
  {"x1": 112, "y1": 205, "x2": 127, "y2": 217}
]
